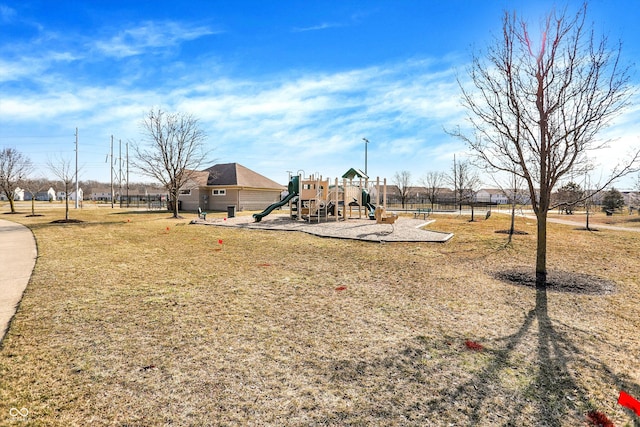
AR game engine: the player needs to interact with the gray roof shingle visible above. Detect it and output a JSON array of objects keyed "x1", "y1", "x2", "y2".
[{"x1": 203, "y1": 163, "x2": 283, "y2": 189}]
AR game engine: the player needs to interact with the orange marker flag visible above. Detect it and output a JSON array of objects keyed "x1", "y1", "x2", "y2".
[{"x1": 618, "y1": 390, "x2": 640, "y2": 416}]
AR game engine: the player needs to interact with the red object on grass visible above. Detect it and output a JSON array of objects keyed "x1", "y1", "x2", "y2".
[
  {"x1": 586, "y1": 410, "x2": 614, "y2": 427},
  {"x1": 464, "y1": 340, "x2": 483, "y2": 351},
  {"x1": 166, "y1": 227, "x2": 170, "y2": 231},
  {"x1": 335, "y1": 286, "x2": 347, "y2": 291},
  {"x1": 218, "y1": 239, "x2": 223, "y2": 244},
  {"x1": 619, "y1": 390, "x2": 640, "y2": 416}
]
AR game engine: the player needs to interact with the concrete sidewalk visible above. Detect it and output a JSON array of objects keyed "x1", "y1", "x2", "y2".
[{"x1": 0, "y1": 218, "x2": 37, "y2": 343}]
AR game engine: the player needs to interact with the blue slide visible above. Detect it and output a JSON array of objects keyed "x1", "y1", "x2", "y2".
[{"x1": 253, "y1": 191, "x2": 298, "y2": 222}]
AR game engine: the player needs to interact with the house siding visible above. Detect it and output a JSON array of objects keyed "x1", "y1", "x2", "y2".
[
  {"x1": 179, "y1": 188, "x2": 202, "y2": 211},
  {"x1": 239, "y1": 189, "x2": 281, "y2": 211},
  {"x1": 208, "y1": 189, "x2": 238, "y2": 211},
  {"x1": 204, "y1": 188, "x2": 281, "y2": 211}
]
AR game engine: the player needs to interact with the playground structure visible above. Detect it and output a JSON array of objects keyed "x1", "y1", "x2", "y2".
[{"x1": 253, "y1": 170, "x2": 395, "y2": 223}]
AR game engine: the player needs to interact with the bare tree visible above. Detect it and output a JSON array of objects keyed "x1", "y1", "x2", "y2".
[
  {"x1": 420, "y1": 171, "x2": 446, "y2": 211},
  {"x1": 393, "y1": 170, "x2": 412, "y2": 209},
  {"x1": 489, "y1": 171, "x2": 528, "y2": 243},
  {"x1": 453, "y1": 4, "x2": 639, "y2": 284},
  {"x1": 22, "y1": 177, "x2": 50, "y2": 216},
  {"x1": 48, "y1": 156, "x2": 75, "y2": 221},
  {"x1": 0, "y1": 148, "x2": 33, "y2": 213},
  {"x1": 449, "y1": 159, "x2": 480, "y2": 213},
  {"x1": 133, "y1": 108, "x2": 211, "y2": 218}
]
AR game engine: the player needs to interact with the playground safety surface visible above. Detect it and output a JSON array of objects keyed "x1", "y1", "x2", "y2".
[{"x1": 194, "y1": 214, "x2": 454, "y2": 243}]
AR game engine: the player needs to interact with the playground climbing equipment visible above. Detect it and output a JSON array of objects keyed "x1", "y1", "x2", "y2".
[{"x1": 253, "y1": 170, "x2": 394, "y2": 224}]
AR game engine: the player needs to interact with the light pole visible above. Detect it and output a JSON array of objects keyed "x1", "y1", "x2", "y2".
[{"x1": 362, "y1": 137, "x2": 369, "y2": 176}]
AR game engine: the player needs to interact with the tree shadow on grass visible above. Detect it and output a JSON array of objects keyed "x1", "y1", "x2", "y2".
[
  {"x1": 425, "y1": 281, "x2": 640, "y2": 426},
  {"x1": 295, "y1": 275, "x2": 639, "y2": 425}
]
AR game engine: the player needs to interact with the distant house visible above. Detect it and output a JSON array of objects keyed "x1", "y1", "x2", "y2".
[
  {"x1": 24, "y1": 187, "x2": 57, "y2": 201},
  {"x1": 13, "y1": 187, "x2": 25, "y2": 201},
  {"x1": 90, "y1": 186, "x2": 113, "y2": 202},
  {"x1": 57, "y1": 189, "x2": 83, "y2": 201},
  {"x1": 476, "y1": 189, "x2": 509, "y2": 204},
  {"x1": 621, "y1": 190, "x2": 640, "y2": 208},
  {"x1": 179, "y1": 163, "x2": 285, "y2": 212}
]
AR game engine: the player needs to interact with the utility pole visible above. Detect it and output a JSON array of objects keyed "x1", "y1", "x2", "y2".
[
  {"x1": 126, "y1": 141, "x2": 129, "y2": 208},
  {"x1": 119, "y1": 139, "x2": 122, "y2": 208},
  {"x1": 110, "y1": 136, "x2": 114, "y2": 209},
  {"x1": 362, "y1": 138, "x2": 369, "y2": 176},
  {"x1": 75, "y1": 127, "x2": 79, "y2": 209}
]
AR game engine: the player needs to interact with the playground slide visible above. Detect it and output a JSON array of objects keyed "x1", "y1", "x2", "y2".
[
  {"x1": 253, "y1": 191, "x2": 298, "y2": 222},
  {"x1": 366, "y1": 202, "x2": 376, "y2": 220}
]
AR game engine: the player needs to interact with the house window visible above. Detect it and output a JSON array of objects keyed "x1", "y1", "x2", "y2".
[
  {"x1": 180, "y1": 189, "x2": 191, "y2": 195},
  {"x1": 212, "y1": 189, "x2": 226, "y2": 196}
]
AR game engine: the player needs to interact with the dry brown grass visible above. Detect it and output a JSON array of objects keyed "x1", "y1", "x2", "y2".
[
  {"x1": 546, "y1": 209, "x2": 640, "y2": 229},
  {"x1": 0, "y1": 203, "x2": 639, "y2": 426}
]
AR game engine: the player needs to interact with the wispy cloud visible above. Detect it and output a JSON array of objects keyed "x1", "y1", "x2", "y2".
[
  {"x1": 0, "y1": 4, "x2": 16, "y2": 23},
  {"x1": 292, "y1": 22, "x2": 342, "y2": 33},
  {"x1": 93, "y1": 21, "x2": 220, "y2": 58},
  {"x1": 2, "y1": 13, "x2": 638, "y2": 186}
]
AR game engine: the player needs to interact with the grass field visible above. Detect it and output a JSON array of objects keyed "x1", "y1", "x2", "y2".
[{"x1": 0, "y1": 203, "x2": 639, "y2": 426}]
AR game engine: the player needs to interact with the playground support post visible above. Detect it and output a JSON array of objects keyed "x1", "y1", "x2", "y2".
[
  {"x1": 343, "y1": 178, "x2": 348, "y2": 220},
  {"x1": 297, "y1": 173, "x2": 303, "y2": 221},
  {"x1": 383, "y1": 178, "x2": 387, "y2": 209},
  {"x1": 335, "y1": 177, "x2": 339, "y2": 222}
]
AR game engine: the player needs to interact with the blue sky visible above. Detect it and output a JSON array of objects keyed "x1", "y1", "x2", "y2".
[{"x1": 1, "y1": 0, "x2": 639, "y2": 188}]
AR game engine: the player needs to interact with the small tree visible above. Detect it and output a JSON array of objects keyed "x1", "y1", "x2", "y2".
[
  {"x1": 47, "y1": 156, "x2": 75, "y2": 221},
  {"x1": 0, "y1": 147, "x2": 33, "y2": 213},
  {"x1": 601, "y1": 188, "x2": 624, "y2": 213},
  {"x1": 393, "y1": 170, "x2": 412, "y2": 209},
  {"x1": 554, "y1": 182, "x2": 584, "y2": 214},
  {"x1": 421, "y1": 171, "x2": 446, "y2": 211},
  {"x1": 449, "y1": 159, "x2": 480, "y2": 215},
  {"x1": 133, "y1": 108, "x2": 211, "y2": 218},
  {"x1": 22, "y1": 177, "x2": 50, "y2": 216},
  {"x1": 490, "y1": 171, "x2": 528, "y2": 243}
]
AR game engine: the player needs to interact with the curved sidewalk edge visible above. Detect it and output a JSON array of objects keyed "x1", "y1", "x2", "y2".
[{"x1": 0, "y1": 218, "x2": 37, "y2": 344}]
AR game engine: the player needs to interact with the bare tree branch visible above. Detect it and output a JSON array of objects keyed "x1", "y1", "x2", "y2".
[
  {"x1": 0, "y1": 147, "x2": 33, "y2": 213},
  {"x1": 132, "y1": 108, "x2": 213, "y2": 218},
  {"x1": 452, "y1": 4, "x2": 638, "y2": 283},
  {"x1": 393, "y1": 170, "x2": 412, "y2": 209},
  {"x1": 47, "y1": 155, "x2": 75, "y2": 221}
]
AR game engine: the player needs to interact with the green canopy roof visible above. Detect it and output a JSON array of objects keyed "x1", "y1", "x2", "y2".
[{"x1": 341, "y1": 168, "x2": 369, "y2": 179}]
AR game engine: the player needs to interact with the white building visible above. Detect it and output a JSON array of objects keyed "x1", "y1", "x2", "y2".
[{"x1": 13, "y1": 187, "x2": 25, "y2": 201}]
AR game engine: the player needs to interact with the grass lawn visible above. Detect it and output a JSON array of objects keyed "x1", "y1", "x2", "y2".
[{"x1": 1, "y1": 204, "x2": 639, "y2": 426}]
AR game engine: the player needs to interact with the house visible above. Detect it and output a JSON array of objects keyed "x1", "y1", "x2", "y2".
[
  {"x1": 179, "y1": 163, "x2": 285, "y2": 212},
  {"x1": 57, "y1": 189, "x2": 83, "y2": 201},
  {"x1": 90, "y1": 186, "x2": 113, "y2": 202},
  {"x1": 621, "y1": 190, "x2": 640, "y2": 208},
  {"x1": 476, "y1": 189, "x2": 509, "y2": 204},
  {"x1": 24, "y1": 187, "x2": 57, "y2": 201},
  {"x1": 13, "y1": 187, "x2": 25, "y2": 201}
]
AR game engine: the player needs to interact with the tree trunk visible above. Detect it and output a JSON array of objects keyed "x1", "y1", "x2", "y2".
[
  {"x1": 171, "y1": 191, "x2": 180, "y2": 219},
  {"x1": 65, "y1": 196, "x2": 69, "y2": 220},
  {"x1": 535, "y1": 211, "x2": 547, "y2": 287},
  {"x1": 31, "y1": 197, "x2": 35, "y2": 216},
  {"x1": 508, "y1": 203, "x2": 516, "y2": 243},
  {"x1": 585, "y1": 208, "x2": 590, "y2": 231},
  {"x1": 9, "y1": 197, "x2": 16, "y2": 213}
]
